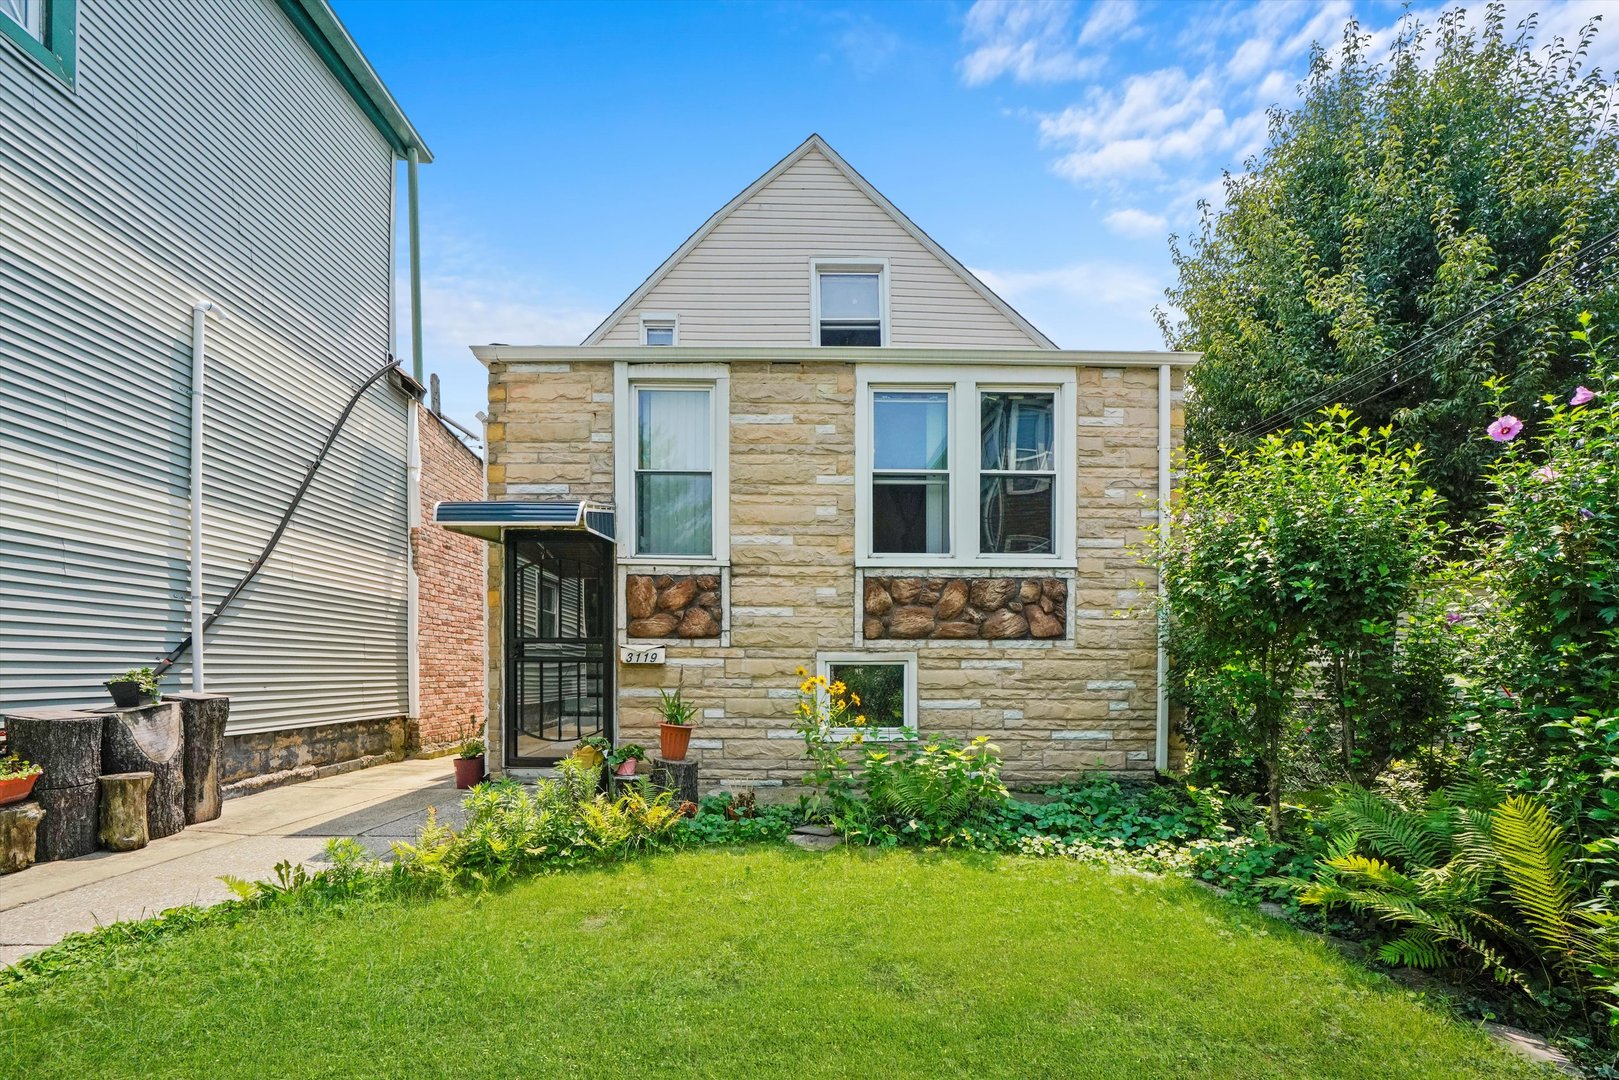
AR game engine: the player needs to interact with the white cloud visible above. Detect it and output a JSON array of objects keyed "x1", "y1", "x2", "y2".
[
  {"x1": 1103, "y1": 207, "x2": 1169, "y2": 237},
  {"x1": 1077, "y1": 0, "x2": 1138, "y2": 47},
  {"x1": 960, "y1": 0, "x2": 1102, "y2": 86},
  {"x1": 973, "y1": 260, "x2": 1165, "y2": 348}
]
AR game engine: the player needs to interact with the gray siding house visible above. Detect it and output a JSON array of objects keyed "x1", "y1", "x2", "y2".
[{"x1": 1, "y1": 0, "x2": 438, "y2": 771}]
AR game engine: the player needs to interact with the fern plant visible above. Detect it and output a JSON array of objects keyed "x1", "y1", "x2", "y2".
[{"x1": 1287, "y1": 785, "x2": 1619, "y2": 1032}]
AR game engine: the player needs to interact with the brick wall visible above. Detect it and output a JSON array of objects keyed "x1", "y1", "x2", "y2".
[
  {"x1": 484, "y1": 358, "x2": 1183, "y2": 786},
  {"x1": 413, "y1": 405, "x2": 486, "y2": 753}
]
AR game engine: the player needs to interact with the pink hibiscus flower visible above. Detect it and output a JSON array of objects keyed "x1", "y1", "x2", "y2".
[
  {"x1": 1571, "y1": 386, "x2": 1596, "y2": 406},
  {"x1": 1534, "y1": 465, "x2": 1560, "y2": 482},
  {"x1": 1487, "y1": 415, "x2": 1523, "y2": 442}
]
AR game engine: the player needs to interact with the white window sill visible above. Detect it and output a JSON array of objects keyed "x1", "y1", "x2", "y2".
[
  {"x1": 856, "y1": 556, "x2": 1075, "y2": 571},
  {"x1": 829, "y1": 726, "x2": 909, "y2": 742},
  {"x1": 618, "y1": 556, "x2": 731, "y2": 568}
]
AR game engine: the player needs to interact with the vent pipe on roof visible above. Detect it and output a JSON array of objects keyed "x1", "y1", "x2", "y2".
[{"x1": 189, "y1": 301, "x2": 225, "y2": 692}]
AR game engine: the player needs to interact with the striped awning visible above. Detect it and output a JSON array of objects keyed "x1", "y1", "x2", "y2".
[{"x1": 432, "y1": 500, "x2": 615, "y2": 542}]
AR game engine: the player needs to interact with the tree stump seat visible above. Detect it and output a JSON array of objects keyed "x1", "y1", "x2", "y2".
[{"x1": 99, "y1": 772, "x2": 155, "y2": 852}]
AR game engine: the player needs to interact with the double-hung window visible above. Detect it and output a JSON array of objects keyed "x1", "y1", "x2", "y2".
[
  {"x1": 1, "y1": 0, "x2": 76, "y2": 85},
  {"x1": 857, "y1": 367, "x2": 1074, "y2": 566},
  {"x1": 813, "y1": 259, "x2": 887, "y2": 346},
  {"x1": 616, "y1": 365, "x2": 729, "y2": 563}
]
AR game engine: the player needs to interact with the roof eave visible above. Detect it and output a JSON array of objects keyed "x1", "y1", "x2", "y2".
[
  {"x1": 278, "y1": 0, "x2": 433, "y2": 163},
  {"x1": 470, "y1": 344, "x2": 1199, "y2": 368}
]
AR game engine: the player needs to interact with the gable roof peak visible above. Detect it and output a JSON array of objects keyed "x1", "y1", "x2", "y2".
[{"x1": 581, "y1": 135, "x2": 1054, "y2": 349}]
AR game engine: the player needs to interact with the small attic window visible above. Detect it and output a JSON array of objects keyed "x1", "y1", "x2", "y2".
[
  {"x1": 641, "y1": 314, "x2": 678, "y2": 346},
  {"x1": 813, "y1": 260, "x2": 886, "y2": 347}
]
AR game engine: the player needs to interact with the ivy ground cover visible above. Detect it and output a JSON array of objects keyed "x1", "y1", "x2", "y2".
[{"x1": 2, "y1": 848, "x2": 1539, "y2": 1079}]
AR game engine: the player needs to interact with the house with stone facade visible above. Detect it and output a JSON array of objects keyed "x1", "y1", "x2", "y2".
[{"x1": 440, "y1": 135, "x2": 1195, "y2": 786}]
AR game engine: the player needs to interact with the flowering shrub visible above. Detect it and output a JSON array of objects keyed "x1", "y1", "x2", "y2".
[{"x1": 1471, "y1": 314, "x2": 1619, "y2": 836}]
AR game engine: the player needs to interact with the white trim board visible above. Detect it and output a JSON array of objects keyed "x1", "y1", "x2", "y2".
[
  {"x1": 475, "y1": 345, "x2": 1199, "y2": 368},
  {"x1": 576, "y1": 134, "x2": 1058, "y2": 350}
]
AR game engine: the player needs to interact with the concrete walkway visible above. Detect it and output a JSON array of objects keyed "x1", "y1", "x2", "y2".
[{"x1": 0, "y1": 758, "x2": 466, "y2": 967}]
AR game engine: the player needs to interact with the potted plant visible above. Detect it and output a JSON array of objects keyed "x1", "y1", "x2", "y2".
[
  {"x1": 453, "y1": 716, "x2": 486, "y2": 790},
  {"x1": 572, "y1": 735, "x2": 612, "y2": 768},
  {"x1": 657, "y1": 688, "x2": 697, "y2": 760},
  {"x1": 608, "y1": 743, "x2": 648, "y2": 777},
  {"x1": 0, "y1": 754, "x2": 43, "y2": 807},
  {"x1": 104, "y1": 666, "x2": 160, "y2": 709}
]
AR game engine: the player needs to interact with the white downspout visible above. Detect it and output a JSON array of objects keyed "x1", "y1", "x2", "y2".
[
  {"x1": 1155, "y1": 363, "x2": 1171, "y2": 772},
  {"x1": 189, "y1": 301, "x2": 223, "y2": 692},
  {"x1": 406, "y1": 404, "x2": 422, "y2": 722}
]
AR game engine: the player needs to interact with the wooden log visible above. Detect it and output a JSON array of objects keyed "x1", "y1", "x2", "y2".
[
  {"x1": 0, "y1": 800, "x2": 44, "y2": 874},
  {"x1": 3, "y1": 708, "x2": 102, "y2": 790},
  {"x1": 35, "y1": 782, "x2": 97, "y2": 860},
  {"x1": 167, "y1": 693, "x2": 229, "y2": 824},
  {"x1": 100, "y1": 703, "x2": 185, "y2": 840},
  {"x1": 98, "y1": 772, "x2": 154, "y2": 852},
  {"x1": 651, "y1": 756, "x2": 700, "y2": 805}
]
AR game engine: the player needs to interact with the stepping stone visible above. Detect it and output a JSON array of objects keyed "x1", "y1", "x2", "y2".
[
  {"x1": 1481, "y1": 1022, "x2": 1578, "y2": 1074},
  {"x1": 793, "y1": 825, "x2": 835, "y2": 837},
  {"x1": 788, "y1": 832, "x2": 841, "y2": 852}
]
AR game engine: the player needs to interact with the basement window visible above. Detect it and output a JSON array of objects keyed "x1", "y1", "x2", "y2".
[{"x1": 816, "y1": 652, "x2": 916, "y2": 739}]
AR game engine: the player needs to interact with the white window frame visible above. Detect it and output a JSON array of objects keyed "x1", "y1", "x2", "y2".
[
  {"x1": 810, "y1": 257, "x2": 889, "y2": 347},
  {"x1": 640, "y1": 312, "x2": 679, "y2": 346},
  {"x1": 613, "y1": 362, "x2": 730, "y2": 566},
  {"x1": 816, "y1": 651, "x2": 917, "y2": 741},
  {"x1": 855, "y1": 365, "x2": 1076, "y2": 568}
]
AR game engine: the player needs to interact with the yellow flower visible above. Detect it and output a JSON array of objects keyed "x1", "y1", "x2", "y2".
[
  {"x1": 855, "y1": 715, "x2": 867, "y2": 726},
  {"x1": 850, "y1": 693, "x2": 860, "y2": 706},
  {"x1": 796, "y1": 666, "x2": 807, "y2": 677}
]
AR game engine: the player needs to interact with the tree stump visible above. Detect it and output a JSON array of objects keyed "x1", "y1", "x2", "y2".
[
  {"x1": 651, "y1": 757, "x2": 699, "y2": 805},
  {"x1": 98, "y1": 772, "x2": 154, "y2": 851},
  {"x1": 167, "y1": 693, "x2": 229, "y2": 824},
  {"x1": 35, "y1": 782, "x2": 97, "y2": 860},
  {"x1": 0, "y1": 800, "x2": 44, "y2": 873},
  {"x1": 100, "y1": 703, "x2": 185, "y2": 840},
  {"x1": 4, "y1": 708, "x2": 102, "y2": 790}
]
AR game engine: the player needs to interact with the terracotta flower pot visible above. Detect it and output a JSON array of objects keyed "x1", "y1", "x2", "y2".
[
  {"x1": 659, "y1": 722, "x2": 693, "y2": 761},
  {"x1": 615, "y1": 758, "x2": 638, "y2": 777},
  {"x1": 453, "y1": 756, "x2": 485, "y2": 790},
  {"x1": 0, "y1": 772, "x2": 40, "y2": 807}
]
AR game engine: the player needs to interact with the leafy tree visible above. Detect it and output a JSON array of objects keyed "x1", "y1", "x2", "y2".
[
  {"x1": 1155, "y1": 408, "x2": 1453, "y2": 835},
  {"x1": 1161, "y1": 5, "x2": 1619, "y2": 517}
]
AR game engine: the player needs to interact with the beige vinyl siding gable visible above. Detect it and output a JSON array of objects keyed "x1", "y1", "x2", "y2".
[{"x1": 595, "y1": 145, "x2": 1047, "y2": 349}]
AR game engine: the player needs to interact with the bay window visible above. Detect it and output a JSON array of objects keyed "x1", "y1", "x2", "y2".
[{"x1": 857, "y1": 367, "x2": 1074, "y2": 566}]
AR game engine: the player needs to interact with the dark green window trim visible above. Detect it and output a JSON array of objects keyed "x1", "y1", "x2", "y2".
[{"x1": 0, "y1": 0, "x2": 76, "y2": 87}]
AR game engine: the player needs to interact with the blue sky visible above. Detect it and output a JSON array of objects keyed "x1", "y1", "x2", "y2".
[{"x1": 333, "y1": 0, "x2": 1614, "y2": 427}]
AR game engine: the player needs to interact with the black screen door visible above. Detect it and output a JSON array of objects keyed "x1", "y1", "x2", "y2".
[{"x1": 504, "y1": 532, "x2": 613, "y2": 766}]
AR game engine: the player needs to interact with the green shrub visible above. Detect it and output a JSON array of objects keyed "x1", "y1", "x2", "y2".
[
  {"x1": 1153, "y1": 406, "x2": 1455, "y2": 832},
  {"x1": 676, "y1": 794, "x2": 797, "y2": 845}
]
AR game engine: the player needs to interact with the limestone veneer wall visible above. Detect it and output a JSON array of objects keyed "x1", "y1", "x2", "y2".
[{"x1": 484, "y1": 358, "x2": 1181, "y2": 785}]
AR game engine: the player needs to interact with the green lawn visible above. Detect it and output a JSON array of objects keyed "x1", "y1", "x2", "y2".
[{"x1": 2, "y1": 848, "x2": 1541, "y2": 1079}]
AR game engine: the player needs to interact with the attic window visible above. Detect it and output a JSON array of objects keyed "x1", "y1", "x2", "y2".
[
  {"x1": 813, "y1": 260, "x2": 886, "y2": 347},
  {"x1": 641, "y1": 314, "x2": 678, "y2": 346}
]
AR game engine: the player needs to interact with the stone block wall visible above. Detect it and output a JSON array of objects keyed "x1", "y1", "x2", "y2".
[
  {"x1": 485, "y1": 358, "x2": 1183, "y2": 786},
  {"x1": 221, "y1": 715, "x2": 406, "y2": 797},
  {"x1": 413, "y1": 405, "x2": 487, "y2": 753}
]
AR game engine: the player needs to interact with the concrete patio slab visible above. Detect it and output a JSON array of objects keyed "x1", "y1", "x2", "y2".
[{"x1": 0, "y1": 758, "x2": 466, "y2": 965}]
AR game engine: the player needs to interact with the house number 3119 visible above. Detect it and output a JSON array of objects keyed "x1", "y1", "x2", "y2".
[{"x1": 620, "y1": 645, "x2": 666, "y2": 665}]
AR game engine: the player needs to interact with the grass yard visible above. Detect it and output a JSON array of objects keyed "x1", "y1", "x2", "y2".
[{"x1": 2, "y1": 848, "x2": 1541, "y2": 1079}]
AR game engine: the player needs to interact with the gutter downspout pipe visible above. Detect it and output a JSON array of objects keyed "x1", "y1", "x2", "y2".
[
  {"x1": 189, "y1": 301, "x2": 224, "y2": 692},
  {"x1": 406, "y1": 146, "x2": 424, "y2": 384},
  {"x1": 1155, "y1": 363, "x2": 1171, "y2": 773}
]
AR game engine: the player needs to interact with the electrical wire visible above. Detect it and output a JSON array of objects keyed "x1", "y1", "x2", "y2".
[{"x1": 154, "y1": 357, "x2": 404, "y2": 677}]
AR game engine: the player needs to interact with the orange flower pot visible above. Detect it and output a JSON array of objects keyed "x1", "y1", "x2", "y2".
[
  {"x1": 0, "y1": 772, "x2": 39, "y2": 806},
  {"x1": 659, "y1": 723, "x2": 693, "y2": 761}
]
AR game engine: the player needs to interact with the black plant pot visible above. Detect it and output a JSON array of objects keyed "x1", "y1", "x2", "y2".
[{"x1": 105, "y1": 680, "x2": 156, "y2": 709}]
